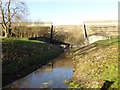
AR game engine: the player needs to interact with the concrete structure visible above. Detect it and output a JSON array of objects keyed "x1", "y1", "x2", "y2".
[
  {"x1": 88, "y1": 35, "x2": 107, "y2": 44},
  {"x1": 83, "y1": 20, "x2": 118, "y2": 44}
]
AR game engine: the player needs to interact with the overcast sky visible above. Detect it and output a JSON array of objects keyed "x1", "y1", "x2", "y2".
[{"x1": 25, "y1": 0, "x2": 119, "y2": 25}]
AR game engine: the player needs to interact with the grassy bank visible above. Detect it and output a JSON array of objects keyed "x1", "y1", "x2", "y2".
[
  {"x1": 68, "y1": 37, "x2": 119, "y2": 89},
  {"x1": 2, "y1": 38, "x2": 64, "y2": 86}
]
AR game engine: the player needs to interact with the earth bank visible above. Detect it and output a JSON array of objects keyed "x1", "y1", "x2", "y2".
[
  {"x1": 67, "y1": 38, "x2": 119, "y2": 89},
  {"x1": 2, "y1": 38, "x2": 64, "y2": 87}
]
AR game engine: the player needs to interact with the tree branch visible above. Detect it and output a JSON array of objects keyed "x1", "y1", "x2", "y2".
[
  {"x1": 10, "y1": 11, "x2": 17, "y2": 20},
  {"x1": 10, "y1": 7, "x2": 19, "y2": 20}
]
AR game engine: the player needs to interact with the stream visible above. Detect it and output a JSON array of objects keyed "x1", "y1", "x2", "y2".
[{"x1": 5, "y1": 53, "x2": 73, "y2": 88}]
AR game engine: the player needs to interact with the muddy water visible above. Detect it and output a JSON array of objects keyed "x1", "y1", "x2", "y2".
[{"x1": 5, "y1": 54, "x2": 73, "y2": 88}]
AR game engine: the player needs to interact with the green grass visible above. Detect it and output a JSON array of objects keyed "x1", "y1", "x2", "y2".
[
  {"x1": 2, "y1": 37, "x2": 64, "y2": 86},
  {"x1": 94, "y1": 37, "x2": 120, "y2": 45},
  {"x1": 64, "y1": 80, "x2": 81, "y2": 88},
  {"x1": 94, "y1": 38, "x2": 119, "y2": 89},
  {"x1": 70, "y1": 37, "x2": 119, "y2": 89}
]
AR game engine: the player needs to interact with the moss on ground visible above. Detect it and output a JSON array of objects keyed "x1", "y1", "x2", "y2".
[{"x1": 1, "y1": 37, "x2": 64, "y2": 86}]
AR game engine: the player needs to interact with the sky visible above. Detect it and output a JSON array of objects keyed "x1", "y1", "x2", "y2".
[{"x1": 25, "y1": 0, "x2": 119, "y2": 25}]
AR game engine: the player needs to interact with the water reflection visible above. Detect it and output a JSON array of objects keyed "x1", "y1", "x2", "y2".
[{"x1": 5, "y1": 54, "x2": 73, "y2": 88}]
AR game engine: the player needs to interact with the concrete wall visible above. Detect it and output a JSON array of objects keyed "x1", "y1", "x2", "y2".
[
  {"x1": 53, "y1": 25, "x2": 84, "y2": 45},
  {"x1": 53, "y1": 24, "x2": 118, "y2": 45},
  {"x1": 86, "y1": 25, "x2": 118, "y2": 38}
]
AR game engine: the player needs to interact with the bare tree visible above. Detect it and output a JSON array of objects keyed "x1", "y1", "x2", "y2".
[{"x1": 0, "y1": 0, "x2": 29, "y2": 37}]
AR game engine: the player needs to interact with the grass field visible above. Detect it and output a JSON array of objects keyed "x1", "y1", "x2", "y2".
[{"x1": 2, "y1": 37, "x2": 64, "y2": 86}]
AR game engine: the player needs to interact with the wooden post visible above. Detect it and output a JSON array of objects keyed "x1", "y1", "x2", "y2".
[
  {"x1": 50, "y1": 24, "x2": 53, "y2": 44},
  {"x1": 83, "y1": 24, "x2": 89, "y2": 45}
]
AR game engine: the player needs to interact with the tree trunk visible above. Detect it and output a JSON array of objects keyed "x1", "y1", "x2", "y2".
[
  {"x1": 4, "y1": 30, "x2": 8, "y2": 37},
  {"x1": 0, "y1": 0, "x2": 11, "y2": 38},
  {"x1": 7, "y1": 0, "x2": 11, "y2": 37},
  {"x1": 3, "y1": 26, "x2": 8, "y2": 37}
]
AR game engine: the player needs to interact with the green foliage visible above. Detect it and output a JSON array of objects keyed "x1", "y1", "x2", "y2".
[
  {"x1": 69, "y1": 81, "x2": 81, "y2": 88},
  {"x1": 64, "y1": 80, "x2": 81, "y2": 88}
]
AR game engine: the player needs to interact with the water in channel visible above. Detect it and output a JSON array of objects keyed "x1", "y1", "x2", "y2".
[{"x1": 5, "y1": 53, "x2": 73, "y2": 88}]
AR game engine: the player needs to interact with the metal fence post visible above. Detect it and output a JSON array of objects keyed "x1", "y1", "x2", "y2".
[
  {"x1": 50, "y1": 24, "x2": 53, "y2": 44},
  {"x1": 83, "y1": 24, "x2": 89, "y2": 45}
]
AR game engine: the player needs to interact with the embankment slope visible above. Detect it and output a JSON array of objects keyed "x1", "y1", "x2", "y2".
[{"x1": 69, "y1": 38, "x2": 119, "y2": 88}]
